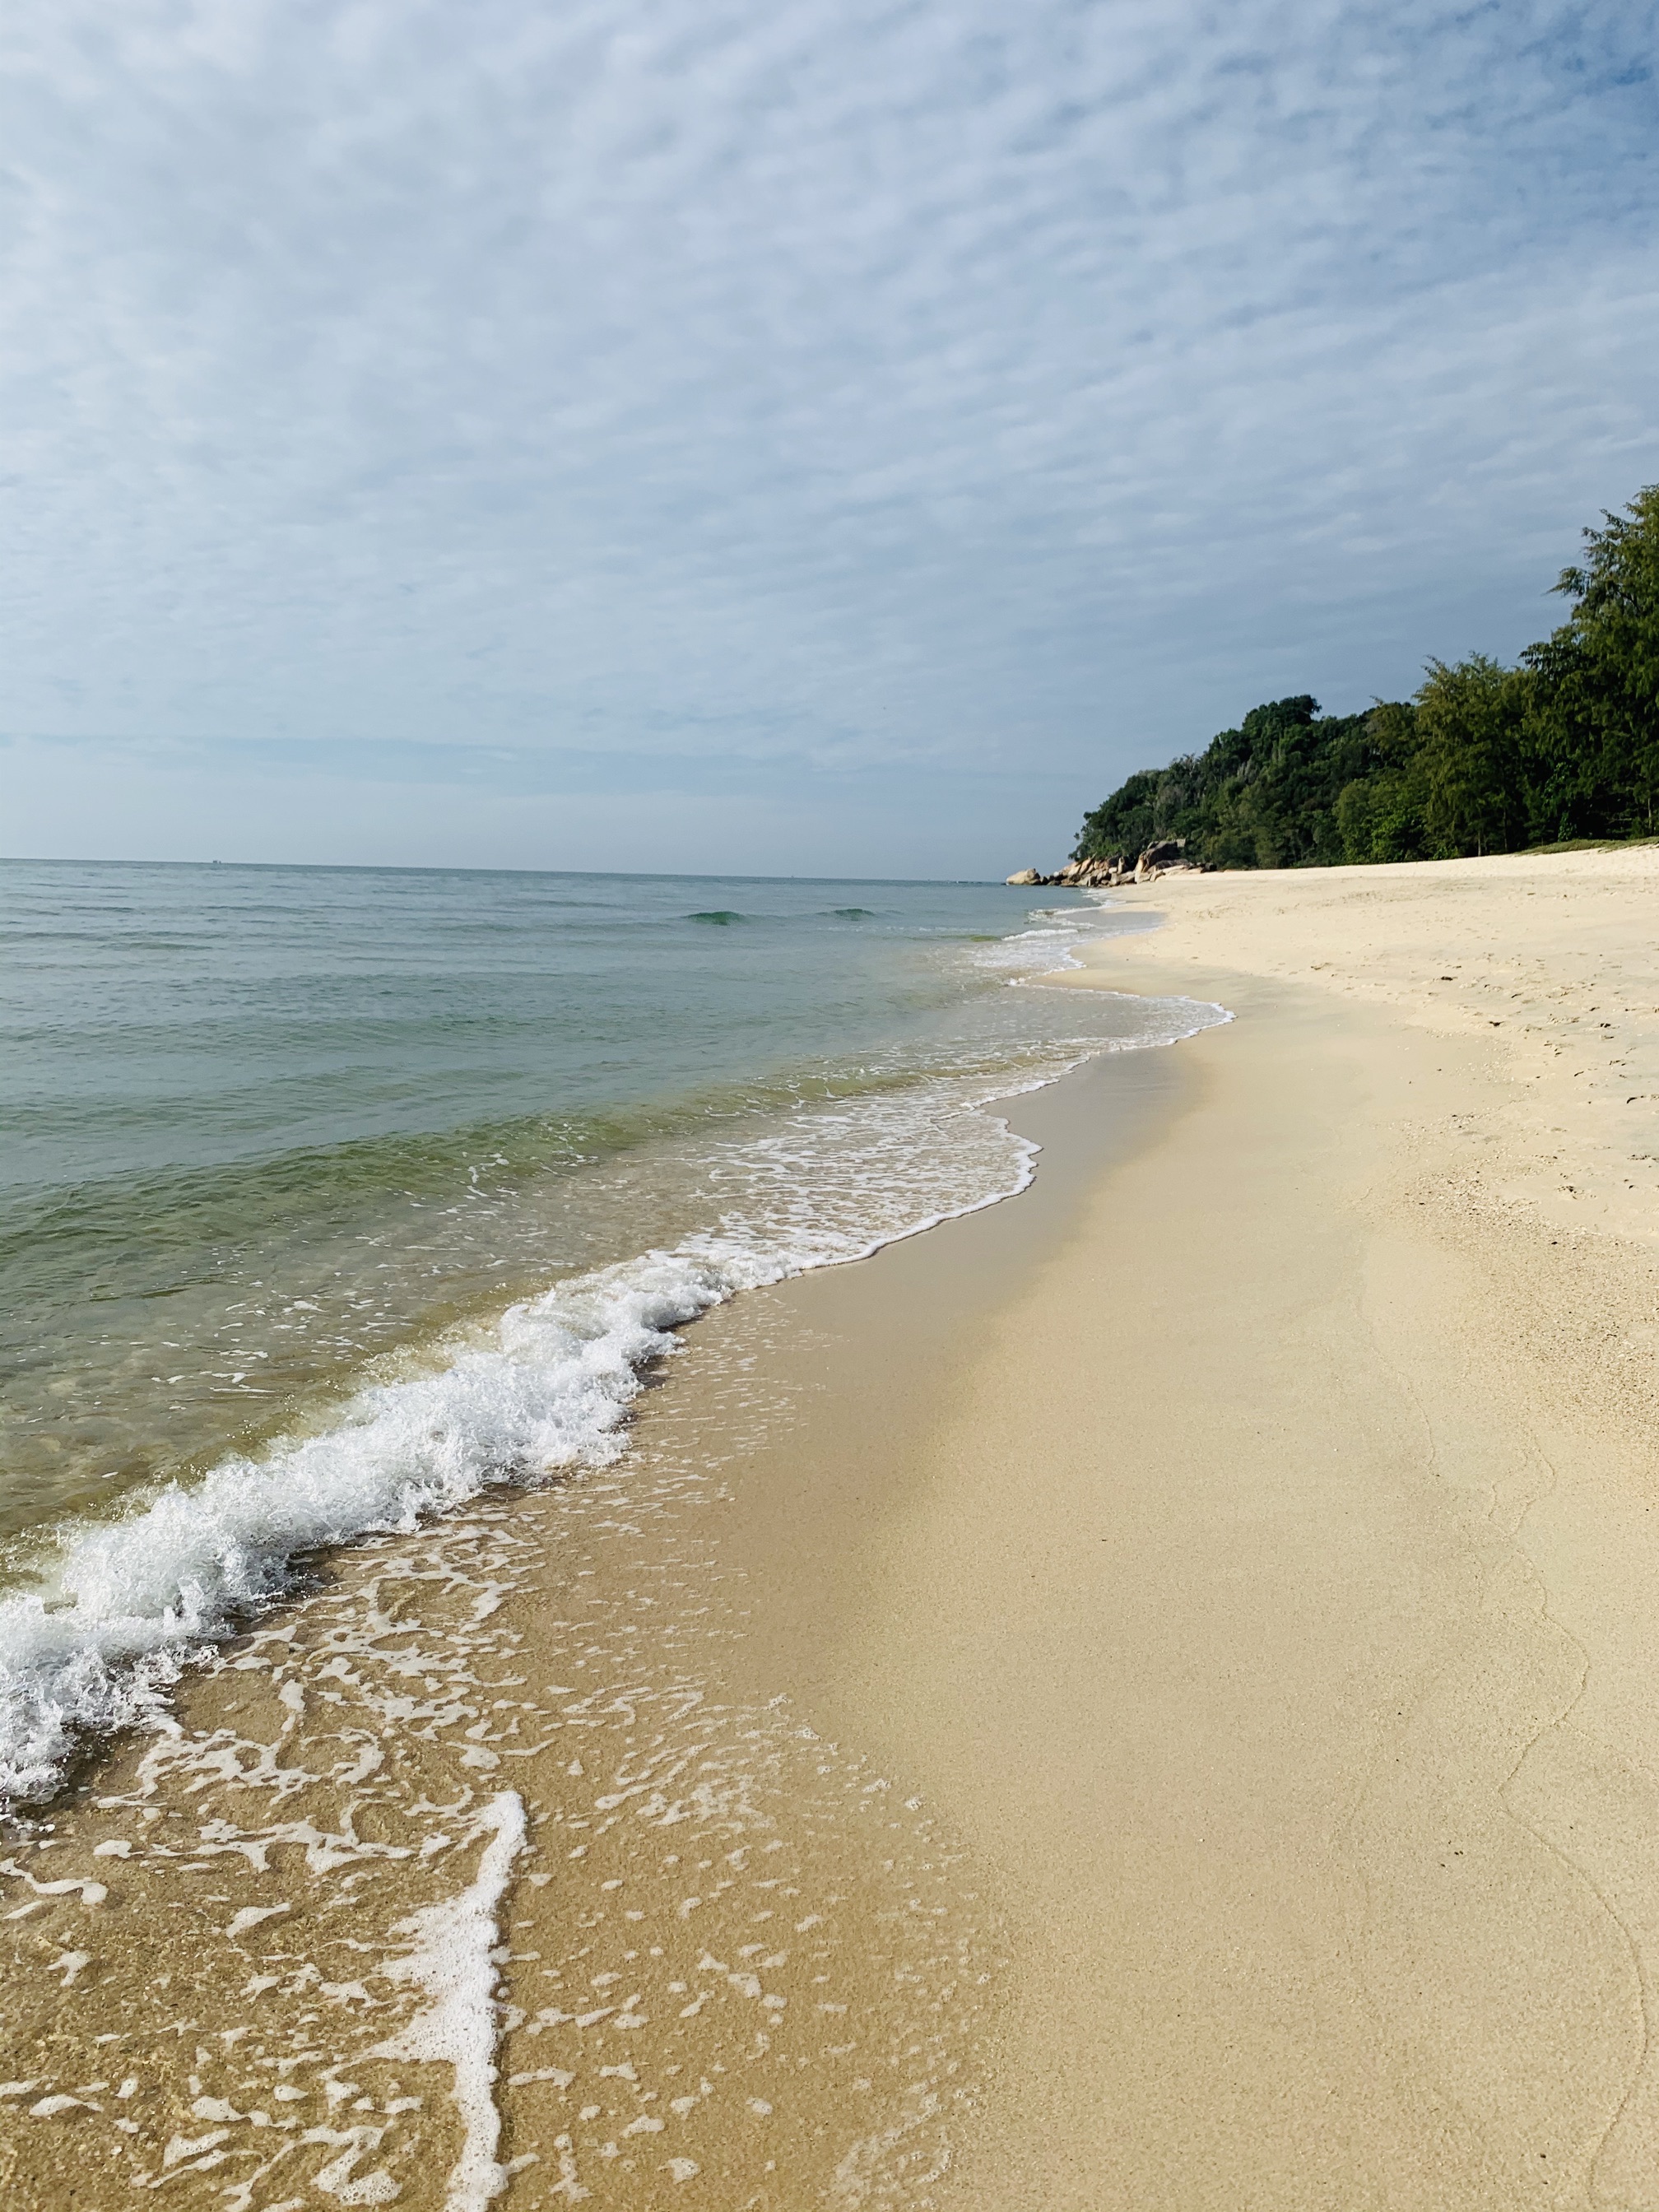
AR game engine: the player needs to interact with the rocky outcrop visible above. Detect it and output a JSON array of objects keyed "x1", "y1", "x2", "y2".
[{"x1": 1008, "y1": 839, "x2": 1211, "y2": 889}]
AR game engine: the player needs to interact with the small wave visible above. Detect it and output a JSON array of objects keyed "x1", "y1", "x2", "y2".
[
  {"x1": 827, "y1": 907, "x2": 877, "y2": 920},
  {"x1": 971, "y1": 921, "x2": 1090, "y2": 974},
  {"x1": 0, "y1": 1245, "x2": 766, "y2": 1805},
  {"x1": 686, "y1": 909, "x2": 747, "y2": 925}
]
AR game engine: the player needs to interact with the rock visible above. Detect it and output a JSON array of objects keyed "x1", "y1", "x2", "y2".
[{"x1": 1008, "y1": 854, "x2": 1169, "y2": 889}]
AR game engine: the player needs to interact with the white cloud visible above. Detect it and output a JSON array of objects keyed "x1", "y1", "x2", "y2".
[{"x1": 0, "y1": 0, "x2": 1655, "y2": 864}]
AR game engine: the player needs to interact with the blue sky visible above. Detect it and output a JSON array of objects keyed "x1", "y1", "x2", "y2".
[{"x1": 2, "y1": 0, "x2": 1657, "y2": 876}]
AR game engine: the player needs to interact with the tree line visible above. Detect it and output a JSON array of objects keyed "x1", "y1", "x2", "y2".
[{"x1": 1073, "y1": 483, "x2": 1659, "y2": 870}]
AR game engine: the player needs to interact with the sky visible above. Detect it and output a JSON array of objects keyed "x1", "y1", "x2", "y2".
[{"x1": 2, "y1": 0, "x2": 1657, "y2": 879}]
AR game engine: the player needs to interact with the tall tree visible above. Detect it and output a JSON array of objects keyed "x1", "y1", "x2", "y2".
[
  {"x1": 1414, "y1": 654, "x2": 1531, "y2": 857},
  {"x1": 1526, "y1": 486, "x2": 1659, "y2": 838}
]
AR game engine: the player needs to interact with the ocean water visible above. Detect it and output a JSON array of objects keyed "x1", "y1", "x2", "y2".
[{"x1": 0, "y1": 858, "x2": 1223, "y2": 1802}]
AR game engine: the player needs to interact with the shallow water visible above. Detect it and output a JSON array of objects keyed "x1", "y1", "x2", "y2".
[{"x1": 0, "y1": 858, "x2": 1220, "y2": 1805}]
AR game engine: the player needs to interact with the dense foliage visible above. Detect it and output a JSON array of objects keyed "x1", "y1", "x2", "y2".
[{"x1": 1074, "y1": 484, "x2": 1659, "y2": 869}]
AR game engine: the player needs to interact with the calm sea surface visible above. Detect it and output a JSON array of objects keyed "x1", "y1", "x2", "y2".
[{"x1": 0, "y1": 858, "x2": 1220, "y2": 1800}]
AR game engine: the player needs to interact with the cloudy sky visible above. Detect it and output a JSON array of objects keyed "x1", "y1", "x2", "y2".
[{"x1": 2, "y1": 1, "x2": 1656, "y2": 877}]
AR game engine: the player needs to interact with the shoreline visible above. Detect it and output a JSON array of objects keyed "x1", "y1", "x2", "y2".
[
  {"x1": 0, "y1": 983, "x2": 1211, "y2": 2209},
  {"x1": 9, "y1": 849, "x2": 1659, "y2": 2205}
]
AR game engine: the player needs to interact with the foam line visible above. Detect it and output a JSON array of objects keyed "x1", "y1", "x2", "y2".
[{"x1": 373, "y1": 1791, "x2": 527, "y2": 2210}]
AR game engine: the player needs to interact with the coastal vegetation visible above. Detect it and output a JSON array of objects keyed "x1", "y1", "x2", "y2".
[{"x1": 1074, "y1": 483, "x2": 1659, "y2": 869}]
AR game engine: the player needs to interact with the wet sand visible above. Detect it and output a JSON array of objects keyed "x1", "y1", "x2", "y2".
[{"x1": 10, "y1": 848, "x2": 1659, "y2": 2208}]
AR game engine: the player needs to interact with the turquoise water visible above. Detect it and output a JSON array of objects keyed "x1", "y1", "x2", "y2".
[{"x1": 0, "y1": 857, "x2": 1219, "y2": 1801}]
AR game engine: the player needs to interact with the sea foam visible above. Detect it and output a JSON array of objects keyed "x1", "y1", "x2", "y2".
[
  {"x1": 374, "y1": 1791, "x2": 527, "y2": 2211},
  {"x1": 0, "y1": 1247, "x2": 761, "y2": 1804}
]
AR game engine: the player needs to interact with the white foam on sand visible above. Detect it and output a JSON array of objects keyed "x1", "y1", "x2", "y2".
[{"x1": 373, "y1": 1791, "x2": 527, "y2": 2212}]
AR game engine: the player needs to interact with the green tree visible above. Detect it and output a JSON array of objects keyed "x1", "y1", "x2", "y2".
[
  {"x1": 1414, "y1": 654, "x2": 1531, "y2": 857},
  {"x1": 1072, "y1": 770, "x2": 1161, "y2": 862},
  {"x1": 1526, "y1": 485, "x2": 1659, "y2": 837},
  {"x1": 1335, "y1": 703, "x2": 1427, "y2": 862},
  {"x1": 1074, "y1": 695, "x2": 1388, "y2": 869}
]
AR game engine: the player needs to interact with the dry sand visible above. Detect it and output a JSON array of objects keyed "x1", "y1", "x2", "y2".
[{"x1": 9, "y1": 847, "x2": 1659, "y2": 2210}]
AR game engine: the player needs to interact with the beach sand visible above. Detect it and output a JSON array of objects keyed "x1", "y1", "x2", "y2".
[
  {"x1": 8, "y1": 848, "x2": 1659, "y2": 2207},
  {"x1": 711, "y1": 845, "x2": 1659, "y2": 2205}
]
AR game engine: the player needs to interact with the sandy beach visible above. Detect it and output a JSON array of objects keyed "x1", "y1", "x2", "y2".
[
  {"x1": 716, "y1": 844, "x2": 1659, "y2": 2205},
  {"x1": 8, "y1": 846, "x2": 1659, "y2": 2208}
]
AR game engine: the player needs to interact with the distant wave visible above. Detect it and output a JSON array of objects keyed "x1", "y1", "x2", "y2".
[{"x1": 686, "y1": 905, "x2": 883, "y2": 927}]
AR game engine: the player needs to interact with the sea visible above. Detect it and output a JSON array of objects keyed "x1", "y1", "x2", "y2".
[{"x1": 0, "y1": 858, "x2": 1224, "y2": 1806}]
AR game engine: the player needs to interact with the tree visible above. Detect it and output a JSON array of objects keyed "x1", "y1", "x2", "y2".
[
  {"x1": 1414, "y1": 655, "x2": 1531, "y2": 857},
  {"x1": 1335, "y1": 703, "x2": 1426, "y2": 862},
  {"x1": 1526, "y1": 485, "x2": 1659, "y2": 838}
]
